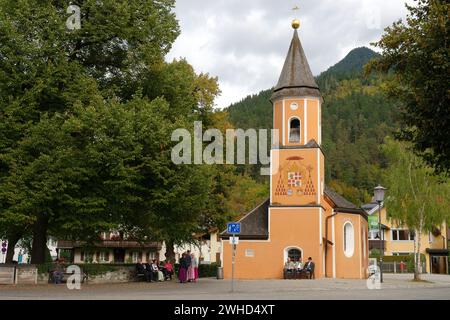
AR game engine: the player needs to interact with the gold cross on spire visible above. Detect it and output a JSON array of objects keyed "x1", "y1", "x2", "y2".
[{"x1": 291, "y1": 5, "x2": 300, "y2": 29}]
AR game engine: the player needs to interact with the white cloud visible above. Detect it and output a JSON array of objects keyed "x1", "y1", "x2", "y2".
[{"x1": 167, "y1": 0, "x2": 415, "y2": 108}]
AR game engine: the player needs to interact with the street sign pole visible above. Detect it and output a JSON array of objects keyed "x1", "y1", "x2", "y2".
[
  {"x1": 231, "y1": 234, "x2": 236, "y2": 293},
  {"x1": 227, "y1": 222, "x2": 240, "y2": 293},
  {"x1": 1, "y1": 241, "x2": 7, "y2": 264}
]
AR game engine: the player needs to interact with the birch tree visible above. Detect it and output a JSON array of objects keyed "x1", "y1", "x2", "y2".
[{"x1": 383, "y1": 138, "x2": 450, "y2": 280}]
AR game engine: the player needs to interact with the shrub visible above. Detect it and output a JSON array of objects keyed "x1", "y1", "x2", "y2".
[
  {"x1": 37, "y1": 263, "x2": 135, "y2": 275},
  {"x1": 172, "y1": 262, "x2": 218, "y2": 278},
  {"x1": 199, "y1": 263, "x2": 218, "y2": 278}
]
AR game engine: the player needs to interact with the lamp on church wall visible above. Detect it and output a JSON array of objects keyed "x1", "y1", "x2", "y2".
[{"x1": 374, "y1": 185, "x2": 387, "y2": 283}]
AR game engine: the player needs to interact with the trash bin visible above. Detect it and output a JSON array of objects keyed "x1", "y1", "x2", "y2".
[{"x1": 216, "y1": 267, "x2": 224, "y2": 280}]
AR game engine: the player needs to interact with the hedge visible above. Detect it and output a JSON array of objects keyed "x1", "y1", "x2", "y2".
[
  {"x1": 38, "y1": 262, "x2": 219, "y2": 277},
  {"x1": 173, "y1": 262, "x2": 218, "y2": 278},
  {"x1": 37, "y1": 263, "x2": 135, "y2": 275}
]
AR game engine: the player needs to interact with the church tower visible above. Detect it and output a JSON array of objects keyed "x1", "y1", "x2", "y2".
[
  {"x1": 270, "y1": 19, "x2": 324, "y2": 207},
  {"x1": 220, "y1": 15, "x2": 369, "y2": 281}
]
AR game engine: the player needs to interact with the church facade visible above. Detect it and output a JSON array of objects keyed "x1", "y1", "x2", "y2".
[{"x1": 220, "y1": 21, "x2": 369, "y2": 280}]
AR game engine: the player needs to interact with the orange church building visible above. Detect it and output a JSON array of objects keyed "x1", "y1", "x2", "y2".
[{"x1": 220, "y1": 19, "x2": 369, "y2": 280}]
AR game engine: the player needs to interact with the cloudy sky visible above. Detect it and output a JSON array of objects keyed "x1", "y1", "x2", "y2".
[{"x1": 166, "y1": 0, "x2": 415, "y2": 108}]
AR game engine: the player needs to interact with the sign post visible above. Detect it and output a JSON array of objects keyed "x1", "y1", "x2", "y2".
[
  {"x1": 227, "y1": 222, "x2": 241, "y2": 293},
  {"x1": 1, "y1": 241, "x2": 7, "y2": 264}
]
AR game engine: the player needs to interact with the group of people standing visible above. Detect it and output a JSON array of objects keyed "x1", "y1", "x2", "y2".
[{"x1": 178, "y1": 251, "x2": 198, "y2": 283}]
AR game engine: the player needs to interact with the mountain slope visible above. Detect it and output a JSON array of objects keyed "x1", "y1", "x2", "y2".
[{"x1": 318, "y1": 47, "x2": 380, "y2": 79}]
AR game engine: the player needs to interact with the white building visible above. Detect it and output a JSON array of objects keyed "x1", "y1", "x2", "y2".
[
  {"x1": 158, "y1": 232, "x2": 221, "y2": 264},
  {"x1": 0, "y1": 238, "x2": 58, "y2": 264}
]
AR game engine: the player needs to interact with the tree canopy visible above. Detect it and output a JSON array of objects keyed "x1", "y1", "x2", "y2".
[
  {"x1": 0, "y1": 0, "x2": 231, "y2": 263},
  {"x1": 368, "y1": 0, "x2": 450, "y2": 173}
]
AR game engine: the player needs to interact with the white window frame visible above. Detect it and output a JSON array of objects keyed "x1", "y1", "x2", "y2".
[
  {"x1": 343, "y1": 222, "x2": 355, "y2": 258},
  {"x1": 99, "y1": 251, "x2": 110, "y2": 262},
  {"x1": 132, "y1": 251, "x2": 140, "y2": 263},
  {"x1": 391, "y1": 229, "x2": 415, "y2": 242},
  {"x1": 283, "y1": 246, "x2": 303, "y2": 265}
]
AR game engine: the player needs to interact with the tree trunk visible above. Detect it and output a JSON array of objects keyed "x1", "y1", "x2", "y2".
[
  {"x1": 413, "y1": 232, "x2": 419, "y2": 281},
  {"x1": 415, "y1": 211, "x2": 424, "y2": 281},
  {"x1": 30, "y1": 214, "x2": 49, "y2": 264},
  {"x1": 5, "y1": 232, "x2": 22, "y2": 263},
  {"x1": 165, "y1": 239, "x2": 175, "y2": 263}
]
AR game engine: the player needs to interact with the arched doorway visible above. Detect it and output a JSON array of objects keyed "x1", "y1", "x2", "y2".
[{"x1": 284, "y1": 246, "x2": 303, "y2": 263}]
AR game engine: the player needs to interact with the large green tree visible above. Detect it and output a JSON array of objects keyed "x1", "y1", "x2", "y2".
[
  {"x1": 0, "y1": 0, "x2": 227, "y2": 263},
  {"x1": 368, "y1": 0, "x2": 450, "y2": 173},
  {"x1": 383, "y1": 137, "x2": 450, "y2": 280}
]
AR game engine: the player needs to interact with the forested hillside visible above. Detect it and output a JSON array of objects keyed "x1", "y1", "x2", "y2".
[{"x1": 226, "y1": 47, "x2": 397, "y2": 205}]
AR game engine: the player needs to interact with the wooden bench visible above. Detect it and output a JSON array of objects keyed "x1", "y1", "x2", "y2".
[
  {"x1": 283, "y1": 269, "x2": 313, "y2": 280},
  {"x1": 133, "y1": 270, "x2": 148, "y2": 282}
]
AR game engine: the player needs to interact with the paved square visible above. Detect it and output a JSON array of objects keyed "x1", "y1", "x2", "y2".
[{"x1": 1, "y1": 274, "x2": 450, "y2": 300}]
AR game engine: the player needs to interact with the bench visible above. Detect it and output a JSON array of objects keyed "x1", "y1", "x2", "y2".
[
  {"x1": 283, "y1": 269, "x2": 314, "y2": 280},
  {"x1": 133, "y1": 270, "x2": 148, "y2": 282}
]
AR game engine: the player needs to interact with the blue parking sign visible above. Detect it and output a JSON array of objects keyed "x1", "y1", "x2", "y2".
[{"x1": 227, "y1": 222, "x2": 241, "y2": 234}]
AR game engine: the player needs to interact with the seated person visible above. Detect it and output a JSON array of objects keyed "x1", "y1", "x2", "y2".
[
  {"x1": 164, "y1": 260, "x2": 174, "y2": 280},
  {"x1": 150, "y1": 259, "x2": 160, "y2": 282},
  {"x1": 51, "y1": 260, "x2": 64, "y2": 284},
  {"x1": 143, "y1": 261, "x2": 153, "y2": 282},
  {"x1": 295, "y1": 258, "x2": 304, "y2": 271},
  {"x1": 159, "y1": 260, "x2": 167, "y2": 279},
  {"x1": 136, "y1": 260, "x2": 151, "y2": 282},
  {"x1": 284, "y1": 258, "x2": 295, "y2": 271}
]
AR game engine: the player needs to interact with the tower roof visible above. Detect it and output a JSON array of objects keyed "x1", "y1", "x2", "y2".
[{"x1": 271, "y1": 29, "x2": 321, "y2": 101}]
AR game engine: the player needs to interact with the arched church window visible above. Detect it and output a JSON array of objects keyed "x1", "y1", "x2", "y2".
[
  {"x1": 343, "y1": 222, "x2": 355, "y2": 258},
  {"x1": 289, "y1": 118, "x2": 301, "y2": 143},
  {"x1": 287, "y1": 248, "x2": 301, "y2": 262}
]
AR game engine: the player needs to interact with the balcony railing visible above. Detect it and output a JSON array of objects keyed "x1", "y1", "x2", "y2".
[{"x1": 369, "y1": 239, "x2": 387, "y2": 251}]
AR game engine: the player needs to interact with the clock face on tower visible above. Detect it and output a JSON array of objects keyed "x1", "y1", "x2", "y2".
[{"x1": 290, "y1": 103, "x2": 299, "y2": 111}]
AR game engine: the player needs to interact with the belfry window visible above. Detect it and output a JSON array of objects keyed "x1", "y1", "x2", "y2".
[{"x1": 289, "y1": 118, "x2": 301, "y2": 143}]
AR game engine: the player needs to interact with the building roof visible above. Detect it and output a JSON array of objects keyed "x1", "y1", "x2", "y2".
[
  {"x1": 324, "y1": 186, "x2": 358, "y2": 209},
  {"x1": 220, "y1": 186, "x2": 367, "y2": 240},
  {"x1": 274, "y1": 139, "x2": 322, "y2": 151},
  {"x1": 271, "y1": 30, "x2": 321, "y2": 101},
  {"x1": 220, "y1": 198, "x2": 269, "y2": 240},
  {"x1": 362, "y1": 202, "x2": 384, "y2": 215}
]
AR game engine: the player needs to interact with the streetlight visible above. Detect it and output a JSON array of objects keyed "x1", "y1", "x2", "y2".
[{"x1": 374, "y1": 185, "x2": 387, "y2": 283}]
